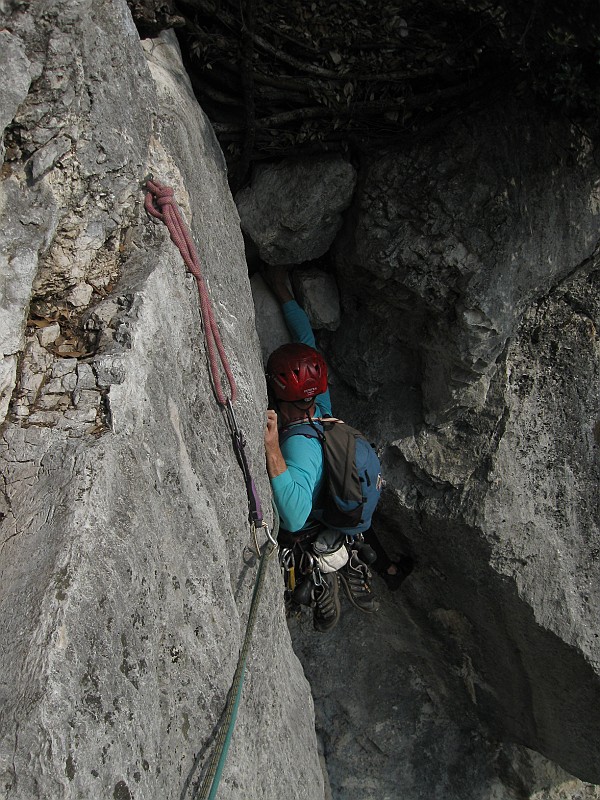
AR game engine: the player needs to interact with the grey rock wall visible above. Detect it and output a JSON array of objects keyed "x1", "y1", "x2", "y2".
[
  {"x1": 245, "y1": 103, "x2": 600, "y2": 792},
  {"x1": 292, "y1": 268, "x2": 340, "y2": 332},
  {"x1": 249, "y1": 273, "x2": 291, "y2": 365},
  {"x1": 289, "y1": 588, "x2": 600, "y2": 800},
  {"x1": 330, "y1": 107, "x2": 600, "y2": 784},
  {"x1": 0, "y1": 4, "x2": 323, "y2": 799},
  {"x1": 335, "y1": 111, "x2": 599, "y2": 426},
  {"x1": 3, "y1": 0, "x2": 600, "y2": 796}
]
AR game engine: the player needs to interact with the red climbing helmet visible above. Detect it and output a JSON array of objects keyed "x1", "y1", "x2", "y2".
[{"x1": 266, "y1": 343, "x2": 328, "y2": 402}]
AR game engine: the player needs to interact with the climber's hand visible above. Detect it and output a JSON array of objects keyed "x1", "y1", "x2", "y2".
[
  {"x1": 264, "y1": 410, "x2": 287, "y2": 478},
  {"x1": 264, "y1": 409, "x2": 279, "y2": 450}
]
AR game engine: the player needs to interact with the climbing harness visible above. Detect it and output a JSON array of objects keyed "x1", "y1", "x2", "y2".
[{"x1": 143, "y1": 177, "x2": 276, "y2": 798}]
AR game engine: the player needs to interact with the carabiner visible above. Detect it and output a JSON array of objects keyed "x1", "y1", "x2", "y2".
[
  {"x1": 299, "y1": 551, "x2": 314, "y2": 575},
  {"x1": 312, "y1": 565, "x2": 323, "y2": 588},
  {"x1": 252, "y1": 521, "x2": 278, "y2": 558}
]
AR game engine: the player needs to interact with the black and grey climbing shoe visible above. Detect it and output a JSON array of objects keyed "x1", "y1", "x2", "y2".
[
  {"x1": 313, "y1": 573, "x2": 341, "y2": 632},
  {"x1": 338, "y1": 551, "x2": 379, "y2": 613}
]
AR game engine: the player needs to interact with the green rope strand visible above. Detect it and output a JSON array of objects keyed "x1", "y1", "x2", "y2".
[{"x1": 196, "y1": 509, "x2": 279, "y2": 799}]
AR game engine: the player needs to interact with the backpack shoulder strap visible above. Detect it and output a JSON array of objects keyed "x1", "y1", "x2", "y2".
[{"x1": 279, "y1": 418, "x2": 324, "y2": 445}]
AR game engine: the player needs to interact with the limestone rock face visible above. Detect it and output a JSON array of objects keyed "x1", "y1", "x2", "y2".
[
  {"x1": 3, "y1": 1, "x2": 600, "y2": 797},
  {"x1": 335, "y1": 112, "x2": 599, "y2": 426},
  {"x1": 0, "y1": 6, "x2": 323, "y2": 800},
  {"x1": 243, "y1": 104, "x2": 600, "y2": 790},
  {"x1": 329, "y1": 106, "x2": 600, "y2": 784},
  {"x1": 292, "y1": 267, "x2": 341, "y2": 331},
  {"x1": 289, "y1": 591, "x2": 600, "y2": 800},
  {"x1": 249, "y1": 273, "x2": 291, "y2": 365},
  {"x1": 236, "y1": 156, "x2": 356, "y2": 265}
]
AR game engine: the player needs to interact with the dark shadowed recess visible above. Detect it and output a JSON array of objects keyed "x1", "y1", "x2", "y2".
[{"x1": 127, "y1": 0, "x2": 600, "y2": 192}]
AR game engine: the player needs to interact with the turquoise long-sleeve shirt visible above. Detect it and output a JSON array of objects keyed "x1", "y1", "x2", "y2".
[{"x1": 270, "y1": 301, "x2": 332, "y2": 532}]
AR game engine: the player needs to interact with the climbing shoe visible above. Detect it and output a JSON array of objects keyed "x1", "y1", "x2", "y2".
[
  {"x1": 291, "y1": 579, "x2": 314, "y2": 606},
  {"x1": 338, "y1": 551, "x2": 379, "y2": 613},
  {"x1": 312, "y1": 573, "x2": 341, "y2": 632}
]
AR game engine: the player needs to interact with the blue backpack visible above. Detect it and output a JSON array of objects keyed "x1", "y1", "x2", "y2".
[{"x1": 279, "y1": 418, "x2": 383, "y2": 536}]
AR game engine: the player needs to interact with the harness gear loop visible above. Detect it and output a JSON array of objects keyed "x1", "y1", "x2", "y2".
[
  {"x1": 281, "y1": 549, "x2": 296, "y2": 591},
  {"x1": 144, "y1": 178, "x2": 237, "y2": 407},
  {"x1": 299, "y1": 550, "x2": 314, "y2": 575}
]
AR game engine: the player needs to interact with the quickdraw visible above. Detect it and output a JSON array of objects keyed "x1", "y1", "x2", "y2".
[{"x1": 224, "y1": 398, "x2": 264, "y2": 530}]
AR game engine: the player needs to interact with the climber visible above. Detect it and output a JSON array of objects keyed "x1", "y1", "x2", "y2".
[{"x1": 263, "y1": 266, "x2": 412, "y2": 632}]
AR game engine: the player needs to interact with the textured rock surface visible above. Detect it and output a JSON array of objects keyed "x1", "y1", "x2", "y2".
[
  {"x1": 236, "y1": 156, "x2": 356, "y2": 265},
  {"x1": 335, "y1": 111, "x2": 600, "y2": 426},
  {"x1": 292, "y1": 267, "x2": 341, "y2": 331},
  {"x1": 3, "y1": 0, "x2": 600, "y2": 797},
  {"x1": 244, "y1": 101, "x2": 600, "y2": 794},
  {"x1": 0, "y1": 6, "x2": 323, "y2": 800},
  {"x1": 249, "y1": 273, "x2": 291, "y2": 365},
  {"x1": 290, "y1": 585, "x2": 600, "y2": 800},
  {"x1": 328, "y1": 105, "x2": 600, "y2": 784}
]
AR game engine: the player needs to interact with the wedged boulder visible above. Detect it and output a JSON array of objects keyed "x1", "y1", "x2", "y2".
[
  {"x1": 0, "y1": 6, "x2": 323, "y2": 800},
  {"x1": 236, "y1": 156, "x2": 356, "y2": 265}
]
